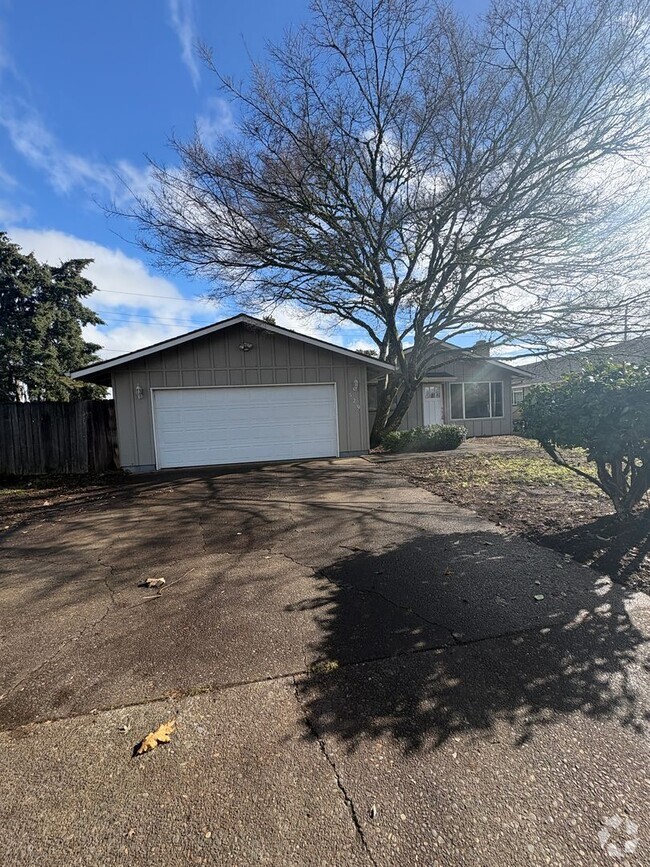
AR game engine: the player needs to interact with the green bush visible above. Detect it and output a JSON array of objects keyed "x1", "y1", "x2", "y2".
[
  {"x1": 381, "y1": 424, "x2": 467, "y2": 454},
  {"x1": 517, "y1": 361, "x2": 650, "y2": 517}
]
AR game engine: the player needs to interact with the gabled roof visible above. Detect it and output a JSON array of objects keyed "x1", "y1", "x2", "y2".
[
  {"x1": 512, "y1": 336, "x2": 650, "y2": 384},
  {"x1": 71, "y1": 313, "x2": 396, "y2": 382},
  {"x1": 404, "y1": 339, "x2": 533, "y2": 378}
]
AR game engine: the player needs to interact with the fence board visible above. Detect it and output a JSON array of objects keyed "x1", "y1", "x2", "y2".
[{"x1": 0, "y1": 400, "x2": 118, "y2": 475}]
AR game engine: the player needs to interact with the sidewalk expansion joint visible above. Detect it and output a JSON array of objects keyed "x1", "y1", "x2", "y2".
[{"x1": 0, "y1": 619, "x2": 576, "y2": 735}]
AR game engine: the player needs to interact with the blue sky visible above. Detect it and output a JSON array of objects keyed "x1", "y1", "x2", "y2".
[{"x1": 0, "y1": 0, "x2": 484, "y2": 358}]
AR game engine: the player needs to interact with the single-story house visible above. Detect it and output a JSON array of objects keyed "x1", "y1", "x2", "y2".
[
  {"x1": 369, "y1": 338, "x2": 532, "y2": 439},
  {"x1": 72, "y1": 313, "x2": 530, "y2": 472},
  {"x1": 511, "y1": 335, "x2": 650, "y2": 408}
]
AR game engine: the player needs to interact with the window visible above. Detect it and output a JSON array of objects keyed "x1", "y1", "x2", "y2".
[
  {"x1": 512, "y1": 387, "x2": 524, "y2": 406},
  {"x1": 368, "y1": 383, "x2": 378, "y2": 411},
  {"x1": 464, "y1": 382, "x2": 490, "y2": 418},
  {"x1": 491, "y1": 382, "x2": 503, "y2": 417},
  {"x1": 449, "y1": 382, "x2": 504, "y2": 419},
  {"x1": 450, "y1": 383, "x2": 464, "y2": 419}
]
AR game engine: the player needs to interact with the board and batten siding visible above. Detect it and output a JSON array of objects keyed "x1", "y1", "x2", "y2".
[
  {"x1": 434, "y1": 357, "x2": 515, "y2": 437},
  {"x1": 369, "y1": 356, "x2": 515, "y2": 438},
  {"x1": 112, "y1": 323, "x2": 370, "y2": 471}
]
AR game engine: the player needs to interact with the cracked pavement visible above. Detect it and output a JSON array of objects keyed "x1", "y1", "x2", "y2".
[{"x1": 1, "y1": 457, "x2": 649, "y2": 866}]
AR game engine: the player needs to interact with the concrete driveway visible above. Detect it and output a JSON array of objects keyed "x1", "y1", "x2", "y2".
[{"x1": 1, "y1": 458, "x2": 648, "y2": 866}]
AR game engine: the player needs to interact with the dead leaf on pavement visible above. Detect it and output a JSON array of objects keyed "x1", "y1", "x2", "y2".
[{"x1": 133, "y1": 719, "x2": 176, "y2": 756}]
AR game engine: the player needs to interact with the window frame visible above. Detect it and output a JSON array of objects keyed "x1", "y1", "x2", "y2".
[
  {"x1": 449, "y1": 381, "x2": 505, "y2": 420},
  {"x1": 367, "y1": 382, "x2": 378, "y2": 412},
  {"x1": 512, "y1": 387, "x2": 525, "y2": 406}
]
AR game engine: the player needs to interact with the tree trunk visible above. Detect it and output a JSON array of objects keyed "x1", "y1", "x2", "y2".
[
  {"x1": 369, "y1": 379, "x2": 399, "y2": 448},
  {"x1": 369, "y1": 377, "x2": 420, "y2": 447}
]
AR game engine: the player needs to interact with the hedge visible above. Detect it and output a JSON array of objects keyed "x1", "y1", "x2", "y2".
[{"x1": 381, "y1": 424, "x2": 467, "y2": 454}]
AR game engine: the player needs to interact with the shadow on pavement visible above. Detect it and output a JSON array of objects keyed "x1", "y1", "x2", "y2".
[
  {"x1": 298, "y1": 535, "x2": 650, "y2": 754},
  {"x1": 538, "y1": 510, "x2": 650, "y2": 591}
]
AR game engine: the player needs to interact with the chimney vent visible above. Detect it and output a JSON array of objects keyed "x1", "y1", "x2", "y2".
[{"x1": 472, "y1": 340, "x2": 491, "y2": 357}]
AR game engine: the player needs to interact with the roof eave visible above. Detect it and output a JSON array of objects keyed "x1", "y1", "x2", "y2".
[{"x1": 71, "y1": 313, "x2": 396, "y2": 380}]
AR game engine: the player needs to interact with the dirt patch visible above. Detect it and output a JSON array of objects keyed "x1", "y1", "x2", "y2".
[
  {"x1": 385, "y1": 437, "x2": 650, "y2": 594},
  {"x1": 0, "y1": 473, "x2": 126, "y2": 533}
]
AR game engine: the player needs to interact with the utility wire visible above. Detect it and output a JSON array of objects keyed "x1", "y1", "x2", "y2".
[
  {"x1": 91, "y1": 288, "x2": 211, "y2": 303},
  {"x1": 93, "y1": 309, "x2": 214, "y2": 327}
]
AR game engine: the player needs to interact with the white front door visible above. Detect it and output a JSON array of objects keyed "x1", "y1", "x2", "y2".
[{"x1": 423, "y1": 384, "x2": 443, "y2": 426}]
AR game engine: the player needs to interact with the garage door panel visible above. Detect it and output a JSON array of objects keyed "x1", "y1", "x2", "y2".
[{"x1": 152, "y1": 385, "x2": 339, "y2": 469}]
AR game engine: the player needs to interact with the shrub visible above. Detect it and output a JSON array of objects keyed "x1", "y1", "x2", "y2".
[
  {"x1": 381, "y1": 424, "x2": 467, "y2": 454},
  {"x1": 517, "y1": 361, "x2": 650, "y2": 518}
]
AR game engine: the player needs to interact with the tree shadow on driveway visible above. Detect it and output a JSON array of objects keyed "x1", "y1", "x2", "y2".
[
  {"x1": 536, "y1": 510, "x2": 650, "y2": 592},
  {"x1": 296, "y1": 534, "x2": 650, "y2": 754}
]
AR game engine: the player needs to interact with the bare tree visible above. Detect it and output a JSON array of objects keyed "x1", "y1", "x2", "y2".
[{"x1": 132, "y1": 0, "x2": 650, "y2": 444}]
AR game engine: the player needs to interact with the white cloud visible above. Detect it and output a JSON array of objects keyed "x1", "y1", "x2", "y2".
[
  {"x1": 348, "y1": 338, "x2": 378, "y2": 353},
  {"x1": 0, "y1": 160, "x2": 31, "y2": 224},
  {"x1": 81, "y1": 321, "x2": 196, "y2": 358},
  {"x1": 0, "y1": 162, "x2": 17, "y2": 188},
  {"x1": 490, "y1": 343, "x2": 544, "y2": 363},
  {"x1": 0, "y1": 200, "x2": 32, "y2": 224},
  {"x1": 0, "y1": 102, "x2": 151, "y2": 206},
  {"x1": 266, "y1": 303, "x2": 342, "y2": 341},
  {"x1": 264, "y1": 302, "x2": 374, "y2": 350},
  {"x1": 196, "y1": 97, "x2": 234, "y2": 147},
  {"x1": 167, "y1": 0, "x2": 200, "y2": 89},
  {"x1": 6, "y1": 228, "x2": 220, "y2": 358}
]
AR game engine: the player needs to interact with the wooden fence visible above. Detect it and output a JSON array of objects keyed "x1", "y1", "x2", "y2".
[{"x1": 0, "y1": 400, "x2": 118, "y2": 475}]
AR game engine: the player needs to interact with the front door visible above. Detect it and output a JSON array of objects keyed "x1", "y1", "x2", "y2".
[{"x1": 423, "y1": 384, "x2": 443, "y2": 426}]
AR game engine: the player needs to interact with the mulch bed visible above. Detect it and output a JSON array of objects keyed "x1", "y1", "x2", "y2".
[{"x1": 384, "y1": 437, "x2": 650, "y2": 594}]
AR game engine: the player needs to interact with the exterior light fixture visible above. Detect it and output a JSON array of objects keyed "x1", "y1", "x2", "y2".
[{"x1": 135, "y1": 385, "x2": 144, "y2": 400}]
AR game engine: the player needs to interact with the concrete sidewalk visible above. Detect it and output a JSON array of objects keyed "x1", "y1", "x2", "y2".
[{"x1": 1, "y1": 458, "x2": 648, "y2": 865}]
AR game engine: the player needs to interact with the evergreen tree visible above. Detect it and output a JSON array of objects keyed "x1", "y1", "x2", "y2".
[{"x1": 0, "y1": 233, "x2": 106, "y2": 401}]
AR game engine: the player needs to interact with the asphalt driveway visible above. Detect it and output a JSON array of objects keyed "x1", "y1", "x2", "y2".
[{"x1": 1, "y1": 458, "x2": 648, "y2": 865}]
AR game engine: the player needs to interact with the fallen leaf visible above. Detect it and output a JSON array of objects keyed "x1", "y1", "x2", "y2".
[{"x1": 133, "y1": 719, "x2": 176, "y2": 756}]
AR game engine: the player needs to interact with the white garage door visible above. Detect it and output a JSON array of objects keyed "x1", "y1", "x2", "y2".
[{"x1": 152, "y1": 384, "x2": 339, "y2": 469}]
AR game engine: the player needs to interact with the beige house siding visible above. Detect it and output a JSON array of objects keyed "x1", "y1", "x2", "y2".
[
  {"x1": 400, "y1": 392, "x2": 423, "y2": 430},
  {"x1": 112, "y1": 322, "x2": 370, "y2": 471},
  {"x1": 435, "y1": 357, "x2": 514, "y2": 437},
  {"x1": 368, "y1": 356, "x2": 515, "y2": 439}
]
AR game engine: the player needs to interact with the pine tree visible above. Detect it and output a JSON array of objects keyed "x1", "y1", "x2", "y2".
[{"x1": 0, "y1": 233, "x2": 106, "y2": 401}]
